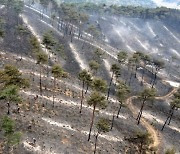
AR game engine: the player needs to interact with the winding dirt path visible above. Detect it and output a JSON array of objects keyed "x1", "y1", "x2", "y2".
[
  {"x1": 127, "y1": 87, "x2": 179, "y2": 153},
  {"x1": 156, "y1": 87, "x2": 178, "y2": 100},
  {"x1": 127, "y1": 96, "x2": 161, "y2": 152}
]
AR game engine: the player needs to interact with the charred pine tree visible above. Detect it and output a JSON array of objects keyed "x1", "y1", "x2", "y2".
[{"x1": 137, "y1": 88, "x2": 156, "y2": 125}]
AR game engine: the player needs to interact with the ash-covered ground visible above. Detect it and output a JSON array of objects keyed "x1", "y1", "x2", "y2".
[{"x1": 0, "y1": 2, "x2": 180, "y2": 154}]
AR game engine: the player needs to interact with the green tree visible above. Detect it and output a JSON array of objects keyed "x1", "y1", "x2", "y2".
[
  {"x1": 116, "y1": 81, "x2": 130, "y2": 118},
  {"x1": 137, "y1": 88, "x2": 156, "y2": 125},
  {"x1": 13, "y1": 0, "x2": 24, "y2": 25},
  {"x1": 87, "y1": 24, "x2": 100, "y2": 40},
  {"x1": 49, "y1": 0, "x2": 58, "y2": 17},
  {"x1": 78, "y1": 13, "x2": 89, "y2": 39},
  {"x1": 42, "y1": 32, "x2": 54, "y2": 47},
  {"x1": 117, "y1": 51, "x2": 128, "y2": 65},
  {"x1": 94, "y1": 48, "x2": 104, "y2": 59},
  {"x1": 0, "y1": 85, "x2": 21, "y2": 115},
  {"x1": 56, "y1": 44, "x2": 66, "y2": 60},
  {"x1": 29, "y1": 36, "x2": 41, "y2": 82},
  {"x1": 161, "y1": 89, "x2": 180, "y2": 131},
  {"x1": 78, "y1": 70, "x2": 89, "y2": 113},
  {"x1": 0, "y1": 18, "x2": 5, "y2": 38},
  {"x1": 132, "y1": 131, "x2": 152, "y2": 153},
  {"x1": 151, "y1": 59, "x2": 164, "y2": 88},
  {"x1": 167, "y1": 55, "x2": 176, "y2": 75},
  {"x1": 68, "y1": 10, "x2": 79, "y2": 42},
  {"x1": 140, "y1": 54, "x2": 150, "y2": 85},
  {"x1": 1, "y1": 116, "x2": 15, "y2": 135},
  {"x1": 127, "y1": 56, "x2": 136, "y2": 85},
  {"x1": 51, "y1": 64, "x2": 64, "y2": 107},
  {"x1": 89, "y1": 60, "x2": 100, "y2": 75},
  {"x1": 94, "y1": 118, "x2": 110, "y2": 154},
  {"x1": 165, "y1": 148, "x2": 176, "y2": 154},
  {"x1": 132, "y1": 52, "x2": 141, "y2": 78},
  {"x1": 87, "y1": 92, "x2": 107, "y2": 141},
  {"x1": 117, "y1": 51, "x2": 128, "y2": 79},
  {"x1": 0, "y1": 65, "x2": 29, "y2": 88},
  {"x1": 57, "y1": 3, "x2": 80, "y2": 42},
  {"x1": 51, "y1": 13, "x2": 56, "y2": 26},
  {"x1": 174, "y1": 88, "x2": 180, "y2": 99},
  {"x1": 84, "y1": 73, "x2": 92, "y2": 94},
  {"x1": 113, "y1": 67, "x2": 121, "y2": 88},
  {"x1": 0, "y1": 28, "x2": 4, "y2": 38},
  {"x1": 30, "y1": 36, "x2": 41, "y2": 51},
  {"x1": 107, "y1": 64, "x2": 120, "y2": 100},
  {"x1": 91, "y1": 77, "x2": 107, "y2": 93},
  {"x1": 57, "y1": 6, "x2": 64, "y2": 31},
  {"x1": 1, "y1": 116, "x2": 21, "y2": 153},
  {"x1": 16, "y1": 25, "x2": 29, "y2": 60},
  {"x1": 39, "y1": 0, "x2": 49, "y2": 19},
  {"x1": 42, "y1": 31, "x2": 56, "y2": 77},
  {"x1": 36, "y1": 52, "x2": 48, "y2": 95}
]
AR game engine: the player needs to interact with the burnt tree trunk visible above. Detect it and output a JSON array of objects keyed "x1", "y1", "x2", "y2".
[
  {"x1": 152, "y1": 72, "x2": 157, "y2": 88},
  {"x1": 117, "y1": 101, "x2": 123, "y2": 118},
  {"x1": 137, "y1": 99, "x2": 146, "y2": 125},
  {"x1": 111, "y1": 113, "x2": 115, "y2": 130},
  {"x1": 7, "y1": 101, "x2": 10, "y2": 115},
  {"x1": 107, "y1": 72, "x2": 114, "y2": 100},
  {"x1": 52, "y1": 77, "x2": 56, "y2": 107},
  {"x1": 168, "y1": 109, "x2": 174, "y2": 125},
  {"x1": 85, "y1": 84, "x2": 89, "y2": 94},
  {"x1": 57, "y1": 17, "x2": 60, "y2": 30},
  {"x1": 129, "y1": 66, "x2": 134, "y2": 86},
  {"x1": 88, "y1": 105, "x2": 96, "y2": 141},
  {"x1": 141, "y1": 64, "x2": 146, "y2": 85},
  {"x1": 40, "y1": 65, "x2": 42, "y2": 95},
  {"x1": 134, "y1": 65, "x2": 138, "y2": 78},
  {"x1": 80, "y1": 81, "x2": 85, "y2": 113},
  {"x1": 161, "y1": 116, "x2": 170, "y2": 131},
  {"x1": 94, "y1": 132, "x2": 99, "y2": 154}
]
